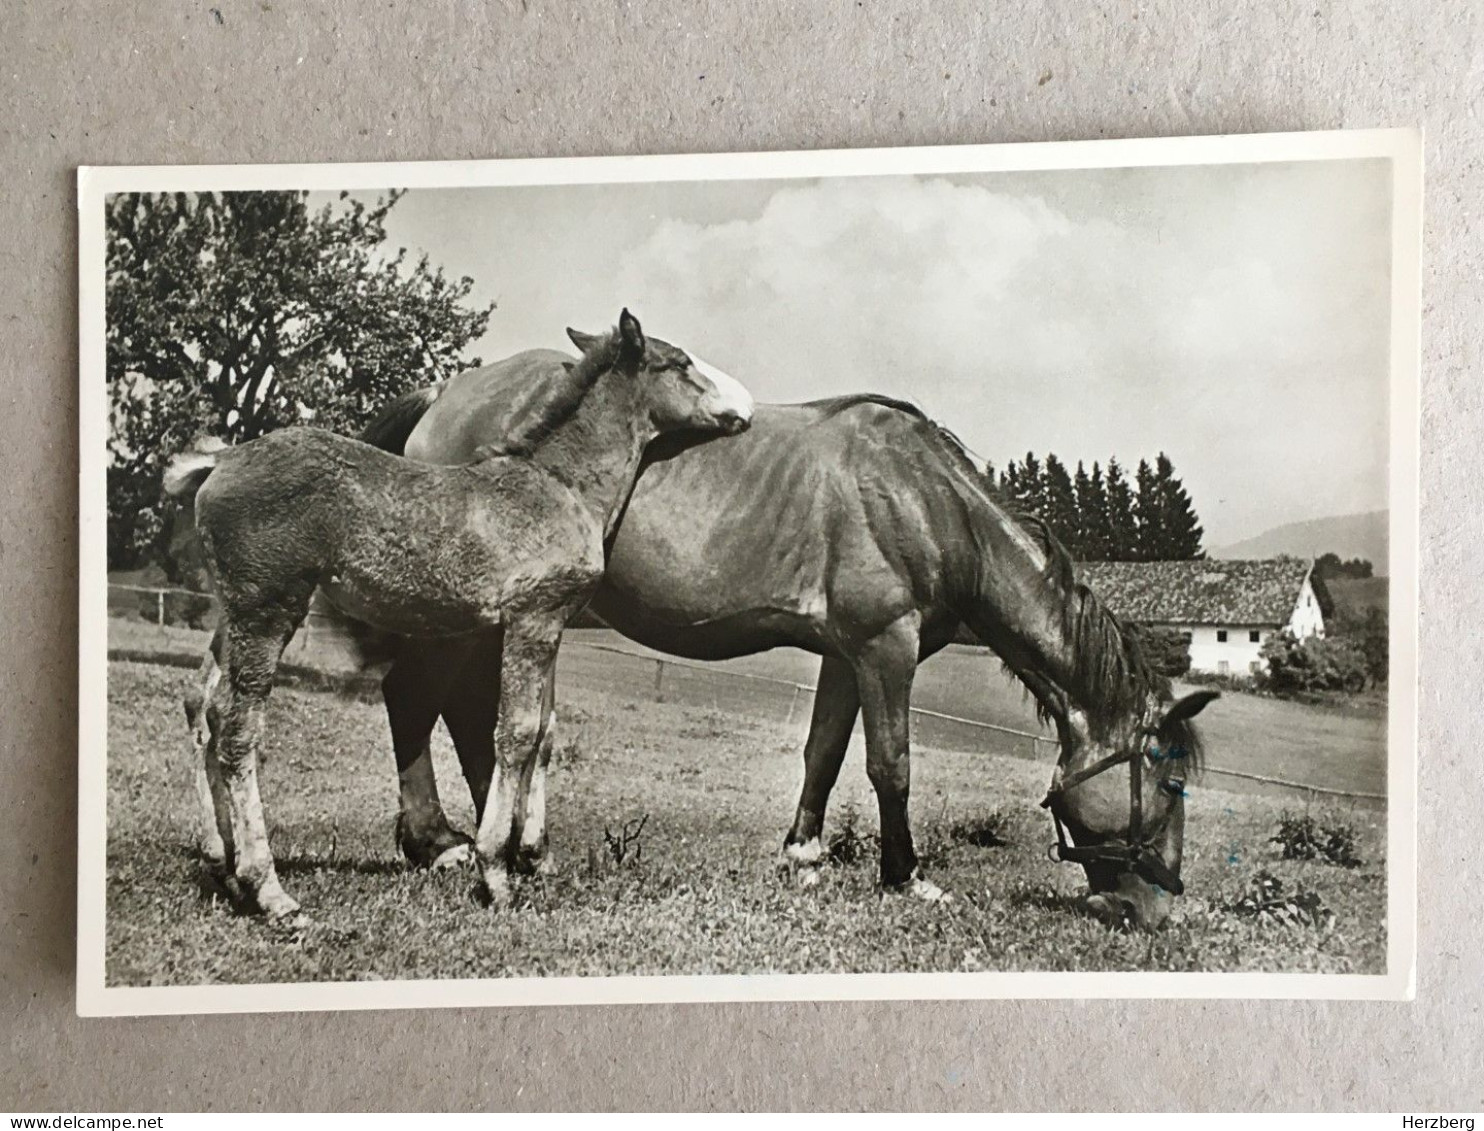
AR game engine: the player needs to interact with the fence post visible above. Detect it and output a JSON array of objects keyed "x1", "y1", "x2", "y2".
[
  {"x1": 157, "y1": 590, "x2": 165, "y2": 627},
  {"x1": 653, "y1": 659, "x2": 664, "y2": 702}
]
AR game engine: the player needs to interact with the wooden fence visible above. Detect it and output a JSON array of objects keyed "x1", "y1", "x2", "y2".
[{"x1": 106, "y1": 583, "x2": 1386, "y2": 804}]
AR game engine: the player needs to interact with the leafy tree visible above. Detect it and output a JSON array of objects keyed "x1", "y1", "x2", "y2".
[
  {"x1": 106, "y1": 190, "x2": 494, "y2": 568},
  {"x1": 1314, "y1": 553, "x2": 1374, "y2": 580}
]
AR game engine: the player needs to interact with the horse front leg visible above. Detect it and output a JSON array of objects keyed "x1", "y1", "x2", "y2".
[
  {"x1": 382, "y1": 641, "x2": 473, "y2": 869},
  {"x1": 781, "y1": 655, "x2": 860, "y2": 886},
  {"x1": 474, "y1": 615, "x2": 562, "y2": 908},
  {"x1": 854, "y1": 612, "x2": 950, "y2": 903}
]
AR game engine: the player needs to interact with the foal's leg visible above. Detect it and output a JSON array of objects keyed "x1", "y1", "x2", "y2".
[
  {"x1": 383, "y1": 639, "x2": 474, "y2": 869},
  {"x1": 513, "y1": 670, "x2": 558, "y2": 876},
  {"x1": 781, "y1": 655, "x2": 860, "y2": 886},
  {"x1": 215, "y1": 616, "x2": 304, "y2": 921},
  {"x1": 854, "y1": 612, "x2": 949, "y2": 903},
  {"x1": 184, "y1": 637, "x2": 236, "y2": 895},
  {"x1": 474, "y1": 615, "x2": 562, "y2": 908}
]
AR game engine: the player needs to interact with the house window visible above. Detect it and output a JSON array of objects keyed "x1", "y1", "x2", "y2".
[
  {"x1": 1249, "y1": 630, "x2": 1261, "y2": 643},
  {"x1": 1216, "y1": 629, "x2": 1228, "y2": 643}
]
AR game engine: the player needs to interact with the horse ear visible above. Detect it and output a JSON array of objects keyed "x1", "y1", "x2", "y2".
[
  {"x1": 566, "y1": 327, "x2": 601, "y2": 353},
  {"x1": 1157, "y1": 689, "x2": 1219, "y2": 736},
  {"x1": 618, "y1": 308, "x2": 645, "y2": 360}
]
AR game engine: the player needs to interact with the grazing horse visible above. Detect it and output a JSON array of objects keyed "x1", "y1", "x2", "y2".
[
  {"x1": 165, "y1": 311, "x2": 754, "y2": 922},
  {"x1": 353, "y1": 349, "x2": 1217, "y2": 929}
]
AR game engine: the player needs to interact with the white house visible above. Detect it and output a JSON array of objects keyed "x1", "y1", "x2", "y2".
[{"x1": 1075, "y1": 558, "x2": 1326, "y2": 678}]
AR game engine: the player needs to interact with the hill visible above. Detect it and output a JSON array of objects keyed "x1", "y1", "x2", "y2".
[{"x1": 1211, "y1": 510, "x2": 1388, "y2": 574}]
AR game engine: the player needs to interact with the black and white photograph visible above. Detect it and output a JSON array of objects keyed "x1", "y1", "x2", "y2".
[{"x1": 78, "y1": 130, "x2": 1420, "y2": 1014}]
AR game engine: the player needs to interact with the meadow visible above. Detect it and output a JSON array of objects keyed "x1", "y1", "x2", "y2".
[{"x1": 102, "y1": 621, "x2": 1388, "y2": 985}]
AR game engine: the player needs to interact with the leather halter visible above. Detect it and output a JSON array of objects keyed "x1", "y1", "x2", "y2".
[{"x1": 1039, "y1": 729, "x2": 1185, "y2": 896}]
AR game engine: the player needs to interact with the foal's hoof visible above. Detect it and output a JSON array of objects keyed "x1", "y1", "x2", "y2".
[
  {"x1": 478, "y1": 869, "x2": 513, "y2": 910},
  {"x1": 431, "y1": 842, "x2": 474, "y2": 870},
  {"x1": 266, "y1": 908, "x2": 314, "y2": 937}
]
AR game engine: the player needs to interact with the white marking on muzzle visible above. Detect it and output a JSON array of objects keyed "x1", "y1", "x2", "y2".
[{"x1": 690, "y1": 354, "x2": 755, "y2": 425}]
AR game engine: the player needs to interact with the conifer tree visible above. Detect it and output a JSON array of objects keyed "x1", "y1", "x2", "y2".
[
  {"x1": 1134, "y1": 457, "x2": 1160, "y2": 561},
  {"x1": 1043, "y1": 454, "x2": 1080, "y2": 554},
  {"x1": 1153, "y1": 452, "x2": 1205, "y2": 559},
  {"x1": 1105, "y1": 457, "x2": 1137, "y2": 561}
]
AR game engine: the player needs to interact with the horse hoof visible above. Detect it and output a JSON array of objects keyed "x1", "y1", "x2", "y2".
[
  {"x1": 431, "y1": 843, "x2": 474, "y2": 870},
  {"x1": 908, "y1": 876, "x2": 953, "y2": 904},
  {"x1": 886, "y1": 874, "x2": 953, "y2": 904},
  {"x1": 796, "y1": 865, "x2": 822, "y2": 889}
]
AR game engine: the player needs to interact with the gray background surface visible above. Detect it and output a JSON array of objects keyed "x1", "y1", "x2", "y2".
[{"x1": 2, "y1": 0, "x2": 1479, "y2": 1112}]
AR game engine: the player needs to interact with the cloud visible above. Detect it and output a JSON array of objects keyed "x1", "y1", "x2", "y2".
[{"x1": 608, "y1": 173, "x2": 1389, "y2": 544}]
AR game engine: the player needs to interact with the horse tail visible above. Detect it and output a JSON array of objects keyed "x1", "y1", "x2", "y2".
[
  {"x1": 162, "y1": 437, "x2": 229, "y2": 503},
  {"x1": 359, "y1": 383, "x2": 443, "y2": 455}
]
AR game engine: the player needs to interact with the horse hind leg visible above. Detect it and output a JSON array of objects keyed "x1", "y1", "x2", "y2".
[
  {"x1": 214, "y1": 613, "x2": 307, "y2": 923},
  {"x1": 184, "y1": 635, "x2": 237, "y2": 900},
  {"x1": 781, "y1": 654, "x2": 859, "y2": 887}
]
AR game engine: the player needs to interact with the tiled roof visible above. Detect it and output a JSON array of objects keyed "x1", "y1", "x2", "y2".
[{"x1": 1074, "y1": 558, "x2": 1313, "y2": 627}]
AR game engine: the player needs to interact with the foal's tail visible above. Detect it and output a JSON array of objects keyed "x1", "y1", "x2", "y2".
[{"x1": 163, "y1": 437, "x2": 229, "y2": 503}]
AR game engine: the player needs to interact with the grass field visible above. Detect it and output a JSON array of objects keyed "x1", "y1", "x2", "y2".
[{"x1": 103, "y1": 622, "x2": 1389, "y2": 985}]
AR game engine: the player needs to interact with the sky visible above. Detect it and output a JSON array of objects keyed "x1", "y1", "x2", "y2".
[{"x1": 328, "y1": 158, "x2": 1393, "y2": 548}]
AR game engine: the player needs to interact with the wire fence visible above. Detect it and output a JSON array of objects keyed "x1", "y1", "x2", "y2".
[{"x1": 105, "y1": 583, "x2": 1386, "y2": 804}]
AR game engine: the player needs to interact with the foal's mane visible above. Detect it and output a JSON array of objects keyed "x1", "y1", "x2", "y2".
[
  {"x1": 475, "y1": 329, "x2": 623, "y2": 460},
  {"x1": 834, "y1": 394, "x2": 1199, "y2": 763}
]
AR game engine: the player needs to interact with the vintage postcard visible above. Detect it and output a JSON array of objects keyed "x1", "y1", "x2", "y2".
[{"x1": 77, "y1": 129, "x2": 1421, "y2": 1015}]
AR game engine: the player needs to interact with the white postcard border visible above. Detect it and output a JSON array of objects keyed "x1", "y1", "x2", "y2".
[{"x1": 77, "y1": 127, "x2": 1422, "y2": 1016}]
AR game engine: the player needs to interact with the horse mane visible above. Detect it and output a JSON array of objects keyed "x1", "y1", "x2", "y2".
[
  {"x1": 830, "y1": 393, "x2": 1200, "y2": 766},
  {"x1": 474, "y1": 330, "x2": 621, "y2": 460}
]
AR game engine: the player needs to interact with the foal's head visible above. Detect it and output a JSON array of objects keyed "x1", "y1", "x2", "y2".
[{"x1": 567, "y1": 309, "x2": 754, "y2": 439}]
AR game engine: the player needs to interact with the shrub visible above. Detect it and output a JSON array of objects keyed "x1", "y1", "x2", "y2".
[
  {"x1": 1132, "y1": 624, "x2": 1192, "y2": 679},
  {"x1": 1259, "y1": 630, "x2": 1368, "y2": 694}
]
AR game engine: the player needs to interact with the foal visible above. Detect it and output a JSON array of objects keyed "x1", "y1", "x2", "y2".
[{"x1": 165, "y1": 311, "x2": 753, "y2": 921}]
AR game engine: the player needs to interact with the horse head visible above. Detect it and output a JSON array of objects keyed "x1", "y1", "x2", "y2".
[
  {"x1": 567, "y1": 309, "x2": 753, "y2": 439},
  {"x1": 1044, "y1": 687, "x2": 1219, "y2": 930}
]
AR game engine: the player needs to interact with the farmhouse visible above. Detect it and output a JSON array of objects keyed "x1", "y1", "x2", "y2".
[{"x1": 1075, "y1": 558, "x2": 1325, "y2": 677}]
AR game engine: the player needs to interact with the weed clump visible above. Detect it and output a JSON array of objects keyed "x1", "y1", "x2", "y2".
[
  {"x1": 1226, "y1": 870, "x2": 1336, "y2": 931},
  {"x1": 1271, "y1": 810, "x2": 1364, "y2": 868}
]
